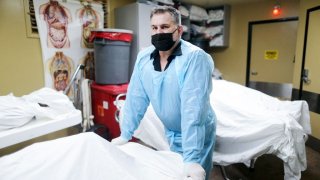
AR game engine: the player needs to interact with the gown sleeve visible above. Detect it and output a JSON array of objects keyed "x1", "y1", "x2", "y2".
[
  {"x1": 119, "y1": 55, "x2": 150, "y2": 141},
  {"x1": 180, "y1": 50, "x2": 214, "y2": 163}
]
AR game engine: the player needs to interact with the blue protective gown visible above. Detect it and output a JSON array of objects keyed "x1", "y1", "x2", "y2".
[{"x1": 120, "y1": 39, "x2": 216, "y2": 178}]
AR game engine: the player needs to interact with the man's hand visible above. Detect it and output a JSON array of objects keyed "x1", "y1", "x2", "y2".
[
  {"x1": 110, "y1": 136, "x2": 128, "y2": 145},
  {"x1": 183, "y1": 163, "x2": 206, "y2": 180}
]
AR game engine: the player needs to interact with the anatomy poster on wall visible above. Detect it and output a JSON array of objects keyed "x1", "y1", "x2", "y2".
[{"x1": 34, "y1": 0, "x2": 104, "y2": 100}]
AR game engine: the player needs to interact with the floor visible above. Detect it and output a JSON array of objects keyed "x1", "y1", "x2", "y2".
[{"x1": 209, "y1": 146, "x2": 320, "y2": 180}]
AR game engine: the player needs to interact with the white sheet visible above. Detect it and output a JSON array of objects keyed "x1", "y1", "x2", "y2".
[
  {"x1": 0, "y1": 94, "x2": 37, "y2": 131},
  {"x1": 0, "y1": 88, "x2": 77, "y2": 131},
  {"x1": 0, "y1": 132, "x2": 183, "y2": 180},
  {"x1": 0, "y1": 88, "x2": 82, "y2": 149},
  {"x1": 132, "y1": 79, "x2": 311, "y2": 180}
]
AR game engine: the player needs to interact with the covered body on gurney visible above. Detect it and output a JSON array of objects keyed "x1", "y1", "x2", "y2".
[{"x1": 132, "y1": 79, "x2": 311, "y2": 180}]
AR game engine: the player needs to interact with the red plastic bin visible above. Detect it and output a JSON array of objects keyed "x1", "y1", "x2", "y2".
[{"x1": 91, "y1": 82, "x2": 128, "y2": 141}]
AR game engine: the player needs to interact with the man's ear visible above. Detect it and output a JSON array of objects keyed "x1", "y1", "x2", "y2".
[{"x1": 178, "y1": 25, "x2": 184, "y2": 36}]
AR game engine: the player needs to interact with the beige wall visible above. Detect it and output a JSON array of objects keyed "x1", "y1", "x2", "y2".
[
  {"x1": 0, "y1": 0, "x2": 43, "y2": 96},
  {"x1": 212, "y1": 0, "x2": 300, "y2": 85},
  {"x1": 293, "y1": 0, "x2": 320, "y2": 139}
]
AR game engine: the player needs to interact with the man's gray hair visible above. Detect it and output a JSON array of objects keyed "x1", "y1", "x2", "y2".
[{"x1": 150, "y1": 6, "x2": 181, "y2": 25}]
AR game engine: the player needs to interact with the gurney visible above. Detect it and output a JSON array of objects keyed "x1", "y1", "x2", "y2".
[
  {"x1": 131, "y1": 79, "x2": 311, "y2": 180},
  {"x1": 0, "y1": 88, "x2": 82, "y2": 149}
]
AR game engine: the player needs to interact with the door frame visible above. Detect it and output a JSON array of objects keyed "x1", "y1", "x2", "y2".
[
  {"x1": 299, "y1": 5, "x2": 320, "y2": 99},
  {"x1": 291, "y1": 5, "x2": 320, "y2": 114},
  {"x1": 245, "y1": 17, "x2": 299, "y2": 87}
]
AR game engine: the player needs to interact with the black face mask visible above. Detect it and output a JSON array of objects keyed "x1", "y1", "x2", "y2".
[{"x1": 151, "y1": 28, "x2": 178, "y2": 51}]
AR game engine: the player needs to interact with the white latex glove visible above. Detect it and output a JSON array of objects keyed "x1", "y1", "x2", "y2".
[
  {"x1": 183, "y1": 163, "x2": 206, "y2": 180},
  {"x1": 110, "y1": 136, "x2": 128, "y2": 145}
]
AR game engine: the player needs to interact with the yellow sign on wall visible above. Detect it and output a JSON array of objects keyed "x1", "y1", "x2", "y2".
[{"x1": 264, "y1": 50, "x2": 278, "y2": 60}]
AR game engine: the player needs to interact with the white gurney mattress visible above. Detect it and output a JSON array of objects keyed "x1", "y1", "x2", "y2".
[
  {"x1": 0, "y1": 132, "x2": 184, "y2": 180},
  {"x1": 133, "y1": 79, "x2": 311, "y2": 179}
]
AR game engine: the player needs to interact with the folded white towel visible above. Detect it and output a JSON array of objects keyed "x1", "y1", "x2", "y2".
[
  {"x1": 189, "y1": 5, "x2": 208, "y2": 21},
  {"x1": 207, "y1": 9, "x2": 224, "y2": 23}
]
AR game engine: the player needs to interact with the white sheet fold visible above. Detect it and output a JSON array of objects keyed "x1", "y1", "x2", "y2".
[
  {"x1": 0, "y1": 94, "x2": 37, "y2": 131},
  {"x1": 0, "y1": 88, "x2": 76, "y2": 131}
]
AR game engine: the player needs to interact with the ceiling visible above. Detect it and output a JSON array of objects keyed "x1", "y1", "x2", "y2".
[{"x1": 180, "y1": 0, "x2": 268, "y2": 7}]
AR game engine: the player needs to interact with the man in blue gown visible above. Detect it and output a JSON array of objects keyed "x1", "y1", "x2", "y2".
[{"x1": 112, "y1": 6, "x2": 216, "y2": 180}]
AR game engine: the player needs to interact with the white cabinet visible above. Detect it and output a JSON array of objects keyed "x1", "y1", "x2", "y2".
[{"x1": 115, "y1": 2, "x2": 155, "y2": 77}]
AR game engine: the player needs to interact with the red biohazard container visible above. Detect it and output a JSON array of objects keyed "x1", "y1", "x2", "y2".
[{"x1": 91, "y1": 82, "x2": 128, "y2": 141}]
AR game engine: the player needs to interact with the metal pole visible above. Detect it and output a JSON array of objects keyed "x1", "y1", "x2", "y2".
[{"x1": 64, "y1": 64, "x2": 85, "y2": 95}]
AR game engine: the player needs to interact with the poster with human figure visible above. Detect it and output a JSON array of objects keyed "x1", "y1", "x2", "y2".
[
  {"x1": 77, "y1": 4, "x2": 101, "y2": 48},
  {"x1": 39, "y1": 0, "x2": 72, "y2": 48},
  {"x1": 34, "y1": 0, "x2": 104, "y2": 100},
  {"x1": 80, "y1": 51, "x2": 95, "y2": 80},
  {"x1": 47, "y1": 51, "x2": 74, "y2": 94}
]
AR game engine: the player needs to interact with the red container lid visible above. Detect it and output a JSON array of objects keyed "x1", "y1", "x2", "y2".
[
  {"x1": 90, "y1": 28, "x2": 133, "y2": 43},
  {"x1": 91, "y1": 82, "x2": 128, "y2": 95}
]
